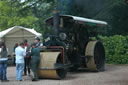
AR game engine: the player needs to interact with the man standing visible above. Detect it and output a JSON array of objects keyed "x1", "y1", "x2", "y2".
[
  {"x1": 23, "y1": 39, "x2": 31, "y2": 76},
  {"x1": 29, "y1": 43, "x2": 40, "y2": 81},
  {"x1": 34, "y1": 37, "x2": 43, "y2": 47},
  {"x1": 15, "y1": 43, "x2": 26, "y2": 81}
]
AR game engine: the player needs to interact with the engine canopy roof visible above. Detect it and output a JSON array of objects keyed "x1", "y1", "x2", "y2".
[{"x1": 45, "y1": 15, "x2": 108, "y2": 27}]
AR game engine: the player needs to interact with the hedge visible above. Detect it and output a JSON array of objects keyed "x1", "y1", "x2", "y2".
[{"x1": 99, "y1": 35, "x2": 128, "y2": 64}]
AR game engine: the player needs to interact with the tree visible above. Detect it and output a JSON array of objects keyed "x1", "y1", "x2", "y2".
[
  {"x1": 95, "y1": 0, "x2": 128, "y2": 35},
  {"x1": 18, "y1": 0, "x2": 56, "y2": 33},
  {"x1": 69, "y1": 0, "x2": 128, "y2": 35},
  {"x1": 109, "y1": 0, "x2": 128, "y2": 35},
  {"x1": 0, "y1": 0, "x2": 38, "y2": 31},
  {"x1": 1, "y1": 0, "x2": 127, "y2": 35},
  {"x1": 19, "y1": 0, "x2": 73, "y2": 33}
]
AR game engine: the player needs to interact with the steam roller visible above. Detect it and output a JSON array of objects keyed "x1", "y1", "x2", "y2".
[{"x1": 38, "y1": 13, "x2": 107, "y2": 79}]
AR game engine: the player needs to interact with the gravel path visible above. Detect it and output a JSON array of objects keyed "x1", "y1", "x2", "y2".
[{"x1": 0, "y1": 64, "x2": 128, "y2": 85}]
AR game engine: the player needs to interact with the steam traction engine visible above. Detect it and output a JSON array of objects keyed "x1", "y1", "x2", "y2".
[{"x1": 38, "y1": 13, "x2": 108, "y2": 79}]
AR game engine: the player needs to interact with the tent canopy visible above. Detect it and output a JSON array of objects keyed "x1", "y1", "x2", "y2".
[
  {"x1": 0, "y1": 26, "x2": 42, "y2": 55},
  {"x1": 0, "y1": 26, "x2": 41, "y2": 38}
]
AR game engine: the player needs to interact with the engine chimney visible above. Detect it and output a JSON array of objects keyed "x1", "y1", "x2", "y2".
[{"x1": 53, "y1": 10, "x2": 60, "y2": 36}]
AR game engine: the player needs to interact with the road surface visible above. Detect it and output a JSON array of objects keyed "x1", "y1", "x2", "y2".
[{"x1": 0, "y1": 64, "x2": 128, "y2": 85}]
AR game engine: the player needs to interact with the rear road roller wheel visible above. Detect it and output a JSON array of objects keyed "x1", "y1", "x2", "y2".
[{"x1": 85, "y1": 41, "x2": 105, "y2": 71}]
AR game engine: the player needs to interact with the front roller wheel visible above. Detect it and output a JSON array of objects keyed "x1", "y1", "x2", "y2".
[
  {"x1": 85, "y1": 41, "x2": 105, "y2": 71},
  {"x1": 38, "y1": 52, "x2": 67, "y2": 79}
]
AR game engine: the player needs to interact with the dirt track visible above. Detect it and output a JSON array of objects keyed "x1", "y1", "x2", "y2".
[{"x1": 0, "y1": 64, "x2": 128, "y2": 85}]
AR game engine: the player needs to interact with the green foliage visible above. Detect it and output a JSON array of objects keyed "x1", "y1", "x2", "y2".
[
  {"x1": 20, "y1": 0, "x2": 57, "y2": 33},
  {"x1": 99, "y1": 35, "x2": 128, "y2": 64},
  {"x1": 69, "y1": 0, "x2": 128, "y2": 35},
  {"x1": 94, "y1": 0, "x2": 128, "y2": 35},
  {"x1": 0, "y1": 1, "x2": 38, "y2": 31},
  {"x1": 0, "y1": 0, "x2": 128, "y2": 36}
]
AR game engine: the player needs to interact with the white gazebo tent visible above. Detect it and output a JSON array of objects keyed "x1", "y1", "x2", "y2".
[{"x1": 0, "y1": 26, "x2": 42, "y2": 55}]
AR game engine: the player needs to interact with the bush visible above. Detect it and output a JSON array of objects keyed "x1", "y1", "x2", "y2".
[{"x1": 99, "y1": 35, "x2": 128, "y2": 64}]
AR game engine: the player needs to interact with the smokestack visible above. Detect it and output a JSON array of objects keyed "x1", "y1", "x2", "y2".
[
  {"x1": 53, "y1": 10, "x2": 60, "y2": 36},
  {"x1": 58, "y1": 0, "x2": 72, "y2": 14}
]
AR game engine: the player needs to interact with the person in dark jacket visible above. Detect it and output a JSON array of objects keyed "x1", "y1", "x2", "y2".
[
  {"x1": 23, "y1": 39, "x2": 31, "y2": 76},
  {"x1": 0, "y1": 41, "x2": 9, "y2": 82},
  {"x1": 34, "y1": 37, "x2": 43, "y2": 47},
  {"x1": 13, "y1": 43, "x2": 18, "y2": 65},
  {"x1": 29, "y1": 43, "x2": 40, "y2": 81}
]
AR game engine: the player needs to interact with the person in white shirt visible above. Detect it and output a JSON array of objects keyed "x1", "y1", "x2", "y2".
[{"x1": 15, "y1": 42, "x2": 26, "y2": 81}]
